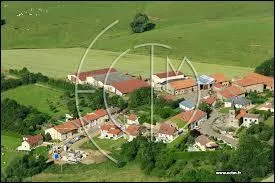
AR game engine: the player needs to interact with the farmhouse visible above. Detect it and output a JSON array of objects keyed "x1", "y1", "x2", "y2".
[
  {"x1": 176, "y1": 109, "x2": 207, "y2": 130},
  {"x1": 210, "y1": 73, "x2": 230, "y2": 87},
  {"x1": 242, "y1": 113, "x2": 262, "y2": 127},
  {"x1": 224, "y1": 96, "x2": 251, "y2": 109},
  {"x1": 201, "y1": 95, "x2": 217, "y2": 107},
  {"x1": 67, "y1": 68, "x2": 118, "y2": 84},
  {"x1": 126, "y1": 114, "x2": 139, "y2": 125},
  {"x1": 152, "y1": 71, "x2": 185, "y2": 89},
  {"x1": 213, "y1": 83, "x2": 224, "y2": 91},
  {"x1": 197, "y1": 75, "x2": 215, "y2": 90},
  {"x1": 111, "y1": 79, "x2": 150, "y2": 96},
  {"x1": 217, "y1": 85, "x2": 245, "y2": 100},
  {"x1": 244, "y1": 72, "x2": 274, "y2": 91},
  {"x1": 100, "y1": 122, "x2": 123, "y2": 139},
  {"x1": 179, "y1": 100, "x2": 195, "y2": 111},
  {"x1": 83, "y1": 109, "x2": 109, "y2": 128},
  {"x1": 124, "y1": 125, "x2": 141, "y2": 142},
  {"x1": 228, "y1": 108, "x2": 248, "y2": 128},
  {"x1": 257, "y1": 101, "x2": 274, "y2": 112},
  {"x1": 233, "y1": 78, "x2": 264, "y2": 93},
  {"x1": 17, "y1": 134, "x2": 43, "y2": 151},
  {"x1": 156, "y1": 122, "x2": 178, "y2": 143},
  {"x1": 195, "y1": 135, "x2": 218, "y2": 151},
  {"x1": 165, "y1": 78, "x2": 197, "y2": 95}
]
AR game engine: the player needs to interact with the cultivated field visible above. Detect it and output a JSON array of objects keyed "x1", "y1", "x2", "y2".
[
  {"x1": 1, "y1": 2, "x2": 274, "y2": 67},
  {"x1": 1, "y1": 48, "x2": 254, "y2": 79},
  {"x1": 1, "y1": 84, "x2": 69, "y2": 116}
]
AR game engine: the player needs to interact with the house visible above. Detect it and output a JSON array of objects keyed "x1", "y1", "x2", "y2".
[
  {"x1": 152, "y1": 71, "x2": 185, "y2": 89},
  {"x1": 111, "y1": 79, "x2": 150, "y2": 96},
  {"x1": 126, "y1": 114, "x2": 139, "y2": 125},
  {"x1": 224, "y1": 96, "x2": 251, "y2": 109},
  {"x1": 233, "y1": 78, "x2": 264, "y2": 93},
  {"x1": 179, "y1": 100, "x2": 195, "y2": 111},
  {"x1": 244, "y1": 72, "x2": 274, "y2": 91},
  {"x1": 176, "y1": 109, "x2": 207, "y2": 130},
  {"x1": 17, "y1": 134, "x2": 43, "y2": 151},
  {"x1": 100, "y1": 122, "x2": 123, "y2": 139},
  {"x1": 217, "y1": 85, "x2": 245, "y2": 100},
  {"x1": 67, "y1": 68, "x2": 118, "y2": 84},
  {"x1": 201, "y1": 95, "x2": 217, "y2": 107},
  {"x1": 210, "y1": 73, "x2": 230, "y2": 87},
  {"x1": 197, "y1": 75, "x2": 215, "y2": 90},
  {"x1": 45, "y1": 119, "x2": 80, "y2": 141},
  {"x1": 228, "y1": 108, "x2": 248, "y2": 128},
  {"x1": 195, "y1": 135, "x2": 218, "y2": 151},
  {"x1": 165, "y1": 78, "x2": 197, "y2": 95},
  {"x1": 83, "y1": 109, "x2": 109, "y2": 128},
  {"x1": 124, "y1": 125, "x2": 140, "y2": 142},
  {"x1": 156, "y1": 122, "x2": 178, "y2": 143},
  {"x1": 242, "y1": 113, "x2": 262, "y2": 127},
  {"x1": 213, "y1": 83, "x2": 224, "y2": 91},
  {"x1": 257, "y1": 101, "x2": 274, "y2": 112}
]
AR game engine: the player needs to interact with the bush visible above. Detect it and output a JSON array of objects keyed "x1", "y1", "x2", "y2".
[
  {"x1": 255, "y1": 57, "x2": 274, "y2": 76},
  {"x1": 130, "y1": 13, "x2": 156, "y2": 33}
]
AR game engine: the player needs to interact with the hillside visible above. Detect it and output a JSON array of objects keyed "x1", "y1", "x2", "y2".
[{"x1": 1, "y1": 1, "x2": 274, "y2": 67}]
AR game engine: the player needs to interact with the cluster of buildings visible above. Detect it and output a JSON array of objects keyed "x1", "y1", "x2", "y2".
[{"x1": 67, "y1": 68, "x2": 150, "y2": 96}]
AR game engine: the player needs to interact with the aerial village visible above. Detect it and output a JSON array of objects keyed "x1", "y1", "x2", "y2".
[{"x1": 16, "y1": 67, "x2": 274, "y2": 164}]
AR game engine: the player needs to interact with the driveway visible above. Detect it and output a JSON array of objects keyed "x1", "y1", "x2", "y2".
[{"x1": 198, "y1": 109, "x2": 238, "y2": 147}]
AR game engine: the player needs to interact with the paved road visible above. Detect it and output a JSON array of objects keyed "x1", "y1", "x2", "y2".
[{"x1": 198, "y1": 109, "x2": 238, "y2": 147}]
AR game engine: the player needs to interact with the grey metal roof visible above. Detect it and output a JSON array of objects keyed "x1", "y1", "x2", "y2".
[
  {"x1": 93, "y1": 72, "x2": 133, "y2": 85},
  {"x1": 228, "y1": 96, "x2": 251, "y2": 106},
  {"x1": 197, "y1": 75, "x2": 215, "y2": 85},
  {"x1": 179, "y1": 100, "x2": 195, "y2": 108}
]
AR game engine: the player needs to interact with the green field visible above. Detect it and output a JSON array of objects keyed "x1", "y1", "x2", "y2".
[
  {"x1": 1, "y1": 2, "x2": 274, "y2": 68},
  {"x1": 31, "y1": 161, "x2": 168, "y2": 182},
  {"x1": 81, "y1": 136, "x2": 127, "y2": 152},
  {"x1": 1, "y1": 132, "x2": 26, "y2": 171},
  {"x1": 1, "y1": 84, "x2": 69, "y2": 116},
  {"x1": 264, "y1": 117, "x2": 273, "y2": 127}
]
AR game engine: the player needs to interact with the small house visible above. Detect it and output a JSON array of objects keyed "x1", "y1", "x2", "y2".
[
  {"x1": 257, "y1": 101, "x2": 274, "y2": 112},
  {"x1": 156, "y1": 122, "x2": 178, "y2": 143},
  {"x1": 100, "y1": 122, "x2": 123, "y2": 140},
  {"x1": 195, "y1": 135, "x2": 218, "y2": 151},
  {"x1": 179, "y1": 100, "x2": 195, "y2": 111},
  {"x1": 175, "y1": 109, "x2": 207, "y2": 130},
  {"x1": 17, "y1": 134, "x2": 43, "y2": 151},
  {"x1": 126, "y1": 114, "x2": 139, "y2": 125},
  {"x1": 197, "y1": 75, "x2": 215, "y2": 90},
  {"x1": 201, "y1": 95, "x2": 217, "y2": 107},
  {"x1": 224, "y1": 96, "x2": 251, "y2": 109},
  {"x1": 242, "y1": 113, "x2": 262, "y2": 127},
  {"x1": 124, "y1": 125, "x2": 140, "y2": 142}
]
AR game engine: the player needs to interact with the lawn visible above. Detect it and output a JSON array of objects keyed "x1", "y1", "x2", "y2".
[
  {"x1": 31, "y1": 161, "x2": 168, "y2": 182},
  {"x1": 81, "y1": 136, "x2": 127, "y2": 152},
  {"x1": 219, "y1": 107, "x2": 230, "y2": 114},
  {"x1": 1, "y1": 84, "x2": 69, "y2": 116},
  {"x1": 169, "y1": 116, "x2": 187, "y2": 128},
  {"x1": 264, "y1": 117, "x2": 273, "y2": 127},
  {"x1": 1, "y1": 2, "x2": 273, "y2": 68},
  {"x1": 1, "y1": 131, "x2": 26, "y2": 171}
]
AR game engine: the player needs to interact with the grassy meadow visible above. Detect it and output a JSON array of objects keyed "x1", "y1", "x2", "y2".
[
  {"x1": 1, "y1": 132, "x2": 26, "y2": 171},
  {"x1": 1, "y1": 1, "x2": 274, "y2": 68},
  {"x1": 1, "y1": 84, "x2": 69, "y2": 116}
]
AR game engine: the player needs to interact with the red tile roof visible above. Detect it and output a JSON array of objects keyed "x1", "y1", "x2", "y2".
[
  {"x1": 125, "y1": 125, "x2": 140, "y2": 136},
  {"x1": 128, "y1": 114, "x2": 137, "y2": 121},
  {"x1": 155, "y1": 71, "x2": 183, "y2": 79},
  {"x1": 214, "y1": 83, "x2": 223, "y2": 88},
  {"x1": 94, "y1": 109, "x2": 107, "y2": 118},
  {"x1": 176, "y1": 109, "x2": 207, "y2": 124},
  {"x1": 162, "y1": 94, "x2": 174, "y2": 101},
  {"x1": 234, "y1": 72, "x2": 274, "y2": 87},
  {"x1": 236, "y1": 109, "x2": 248, "y2": 120},
  {"x1": 219, "y1": 85, "x2": 244, "y2": 99},
  {"x1": 83, "y1": 109, "x2": 107, "y2": 121},
  {"x1": 158, "y1": 122, "x2": 177, "y2": 135},
  {"x1": 112, "y1": 79, "x2": 150, "y2": 94},
  {"x1": 54, "y1": 121, "x2": 78, "y2": 134},
  {"x1": 234, "y1": 78, "x2": 263, "y2": 87},
  {"x1": 100, "y1": 122, "x2": 122, "y2": 135},
  {"x1": 74, "y1": 68, "x2": 118, "y2": 81},
  {"x1": 26, "y1": 134, "x2": 43, "y2": 146},
  {"x1": 210, "y1": 73, "x2": 228, "y2": 83},
  {"x1": 169, "y1": 78, "x2": 196, "y2": 90},
  {"x1": 201, "y1": 95, "x2": 217, "y2": 105},
  {"x1": 195, "y1": 135, "x2": 218, "y2": 148}
]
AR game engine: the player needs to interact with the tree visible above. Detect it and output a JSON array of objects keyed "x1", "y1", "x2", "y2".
[
  {"x1": 130, "y1": 13, "x2": 155, "y2": 33},
  {"x1": 198, "y1": 102, "x2": 212, "y2": 118},
  {"x1": 128, "y1": 87, "x2": 153, "y2": 108},
  {"x1": 1, "y1": 19, "x2": 6, "y2": 26},
  {"x1": 44, "y1": 132, "x2": 52, "y2": 141},
  {"x1": 255, "y1": 57, "x2": 274, "y2": 76}
]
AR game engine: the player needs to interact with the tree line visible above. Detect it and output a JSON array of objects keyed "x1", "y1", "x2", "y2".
[{"x1": 1, "y1": 98, "x2": 50, "y2": 135}]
